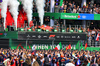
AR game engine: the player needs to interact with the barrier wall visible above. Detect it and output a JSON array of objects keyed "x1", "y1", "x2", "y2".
[
  {"x1": 33, "y1": 13, "x2": 100, "y2": 20},
  {"x1": 10, "y1": 40, "x2": 100, "y2": 51},
  {"x1": 11, "y1": 39, "x2": 78, "y2": 50}
]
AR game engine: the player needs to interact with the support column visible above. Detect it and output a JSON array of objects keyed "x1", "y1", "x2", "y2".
[
  {"x1": 64, "y1": 20, "x2": 66, "y2": 26},
  {"x1": 64, "y1": 19, "x2": 66, "y2": 31},
  {"x1": 81, "y1": 0, "x2": 86, "y2": 7},
  {"x1": 26, "y1": 40, "x2": 28, "y2": 49},
  {"x1": 9, "y1": 39, "x2": 12, "y2": 49},
  {"x1": 50, "y1": 19, "x2": 54, "y2": 27},
  {"x1": 50, "y1": 0, "x2": 55, "y2": 27},
  {"x1": 82, "y1": 20, "x2": 86, "y2": 29}
]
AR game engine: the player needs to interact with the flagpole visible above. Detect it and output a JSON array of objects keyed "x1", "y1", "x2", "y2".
[
  {"x1": 26, "y1": 40, "x2": 28, "y2": 49},
  {"x1": 79, "y1": 40, "x2": 81, "y2": 51},
  {"x1": 52, "y1": 39, "x2": 55, "y2": 49}
]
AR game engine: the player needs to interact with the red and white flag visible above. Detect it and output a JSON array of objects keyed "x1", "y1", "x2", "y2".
[{"x1": 96, "y1": 33, "x2": 99, "y2": 41}]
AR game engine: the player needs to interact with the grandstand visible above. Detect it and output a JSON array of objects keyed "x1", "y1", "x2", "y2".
[{"x1": 0, "y1": 0, "x2": 100, "y2": 50}]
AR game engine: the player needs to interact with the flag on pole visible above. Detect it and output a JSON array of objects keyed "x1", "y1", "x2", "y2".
[
  {"x1": 96, "y1": 33, "x2": 99, "y2": 41},
  {"x1": 54, "y1": 42, "x2": 62, "y2": 50},
  {"x1": 65, "y1": 44, "x2": 71, "y2": 50},
  {"x1": 80, "y1": 42, "x2": 83, "y2": 50},
  {"x1": 76, "y1": 41, "x2": 80, "y2": 50},
  {"x1": 85, "y1": 43, "x2": 87, "y2": 49},
  {"x1": 60, "y1": 0, "x2": 63, "y2": 6}
]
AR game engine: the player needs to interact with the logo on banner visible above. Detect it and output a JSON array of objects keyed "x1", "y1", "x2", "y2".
[
  {"x1": 78, "y1": 15, "x2": 80, "y2": 18},
  {"x1": 18, "y1": 32, "x2": 86, "y2": 40},
  {"x1": 56, "y1": 36, "x2": 60, "y2": 38},
  {"x1": 77, "y1": 36, "x2": 80, "y2": 38},
  {"x1": 38, "y1": 35, "x2": 41, "y2": 38},
  {"x1": 78, "y1": 15, "x2": 86, "y2": 19},
  {"x1": 61, "y1": 36, "x2": 64, "y2": 38},
  {"x1": 49, "y1": 35, "x2": 55, "y2": 39},
  {"x1": 4, "y1": 33, "x2": 7, "y2": 37},
  {"x1": 32, "y1": 35, "x2": 36, "y2": 38},
  {"x1": 64, "y1": 15, "x2": 77, "y2": 18},
  {"x1": 27, "y1": 34, "x2": 30, "y2": 37},
  {"x1": 49, "y1": 35, "x2": 55, "y2": 37},
  {"x1": 82, "y1": 15, "x2": 86, "y2": 18},
  {"x1": 43, "y1": 36, "x2": 47, "y2": 38},
  {"x1": 0, "y1": 33, "x2": 3, "y2": 35}
]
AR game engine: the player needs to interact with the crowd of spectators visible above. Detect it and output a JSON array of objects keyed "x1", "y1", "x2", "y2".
[
  {"x1": 0, "y1": 48, "x2": 100, "y2": 66},
  {"x1": 87, "y1": 28, "x2": 100, "y2": 46},
  {"x1": 33, "y1": 0, "x2": 50, "y2": 13},
  {"x1": 59, "y1": 1, "x2": 100, "y2": 14},
  {"x1": 33, "y1": 0, "x2": 100, "y2": 14}
]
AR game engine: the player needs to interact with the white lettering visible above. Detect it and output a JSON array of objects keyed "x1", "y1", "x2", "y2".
[
  {"x1": 64, "y1": 15, "x2": 77, "y2": 18},
  {"x1": 41, "y1": 45, "x2": 44, "y2": 49},
  {"x1": 44, "y1": 45, "x2": 48, "y2": 49},
  {"x1": 38, "y1": 45, "x2": 41, "y2": 49}
]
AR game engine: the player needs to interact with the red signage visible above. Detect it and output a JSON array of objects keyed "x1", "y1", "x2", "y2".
[
  {"x1": 0, "y1": 33, "x2": 3, "y2": 35},
  {"x1": 49, "y1": 35, "x2": 55, "y2": 37}
]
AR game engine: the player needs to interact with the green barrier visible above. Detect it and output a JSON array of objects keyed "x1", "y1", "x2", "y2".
[
  {"x1": 86, "y1": 47, "x2": 100, "y2": 51},
  {"x1": 10, "y1": 39, "x2": 100, "y2": 51},
  {"x1": 94, "y1": 14, "x2": 100, "y2": 20},
  {"x1": 33, "y1": 13, "x2": 100, "y2": 20},
  {"x1": 33, "y1": 13, "x2": 61, "y2": 19}
]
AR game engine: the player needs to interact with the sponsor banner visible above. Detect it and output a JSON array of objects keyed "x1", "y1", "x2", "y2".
[
  {"x1": 34, "y1": 13, "x2": 100, "y2": 20},
  {"x1": 32, "y1": 44, "x2": 76, "y2": 50},
  {"x1": 0, "y1": 32, "x2": 18, "y2": 39},
  {"x1": 61, "y1": 13, "x2": 79, "y2": 19},
  {"x1": 94, "y1": 14, "x2": 100, "y2": 20},
  {"x1": 11, "y1": 39, "x2": 78, "y2": 50},
  {"x1": 18, "y1": 32, "x2": 87, "y2": 40},
  {"x1": 78, "y1": 14, "x2": 94, "y2": 20},
  {"x1": 11, "y1": 39, "x2": 77, "y2": 50},
  {"x1": 11, "y1": 44, "x2": 76, "y2": 50}
]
